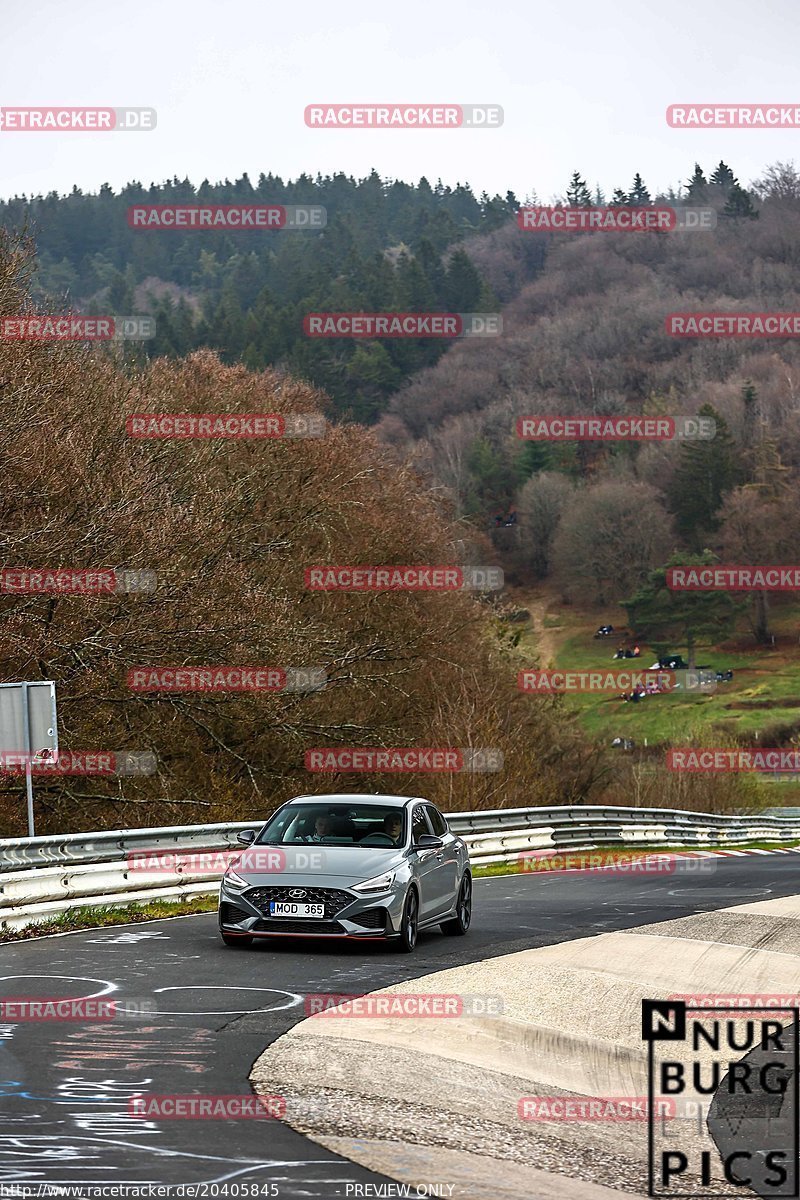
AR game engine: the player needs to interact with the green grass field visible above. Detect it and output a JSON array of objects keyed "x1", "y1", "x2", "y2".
[{"x1": 516, "y1": 594, "x2": 800, "y2": 768}]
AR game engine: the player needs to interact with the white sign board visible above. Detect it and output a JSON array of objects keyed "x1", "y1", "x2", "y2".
[
  {"x1": 0, "y1": 681, "x2": 58, "y2": 836},
  {"x1": 0, "y1": 680, "x2": 57, "y2": 759}
]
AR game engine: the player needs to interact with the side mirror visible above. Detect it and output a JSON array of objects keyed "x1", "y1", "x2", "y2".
[
  {"x1": 237, "y1": 829, "x2": 256, "y2": 846},
  {"x1": 414, "y1": 833, "x2": 443, "y2": 850}
]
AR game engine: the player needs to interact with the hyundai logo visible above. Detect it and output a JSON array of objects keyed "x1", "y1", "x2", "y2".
[{"x1": 289, "y1": 888, "x2": 307, "y2": 899}]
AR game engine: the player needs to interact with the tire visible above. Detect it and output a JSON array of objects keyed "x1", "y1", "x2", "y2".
[
  {"x1": 220, "y1": 931, "x2": 253, "y2": 947},
  {"x1": 441, "y1": 873, "x2": 472, "y2": 936},
  {"x1": 396, "y1": 888, "x2": 419, "y2": 953}
]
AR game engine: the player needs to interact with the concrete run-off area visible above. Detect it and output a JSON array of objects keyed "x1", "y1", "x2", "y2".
[{"x1": 251, "y1": 893, "x2": 800, "y2": 1200}]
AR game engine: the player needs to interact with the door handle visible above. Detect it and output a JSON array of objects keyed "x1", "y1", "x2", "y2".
[{"x1": 435, "y1": 852, "x2": 445, "y2": 861}]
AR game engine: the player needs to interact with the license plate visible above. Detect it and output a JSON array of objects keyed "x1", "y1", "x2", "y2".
[{"x1": 269, "y1": 901, "x2": 325, "y2": 918}]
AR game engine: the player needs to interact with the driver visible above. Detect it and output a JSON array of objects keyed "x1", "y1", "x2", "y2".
[
  {"x1": 308, "y1": 814, "x2": 332, "y2": 842},
  {"x1": 383, "y1": 813, "x2": 403, "y2": 844}
]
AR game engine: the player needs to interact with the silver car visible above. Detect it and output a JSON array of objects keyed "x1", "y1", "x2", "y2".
[{"x1": 218, "y1": 793, "x2": 472, "y2": 952}]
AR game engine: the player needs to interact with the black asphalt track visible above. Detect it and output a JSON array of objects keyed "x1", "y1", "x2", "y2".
[{"x1": 1, "y1": 855, "x2": 798, "y2": 1196}]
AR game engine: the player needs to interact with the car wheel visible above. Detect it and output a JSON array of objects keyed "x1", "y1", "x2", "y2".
[
  {"x1": 397, "y1": 888, "x2": 419, "y2": 953},
  {"x1": 220, "y1": 932, "x2": 253, "y2": 947},
  {"x1": 441, "y1": 873, "x2": 472, "y2": 936}
]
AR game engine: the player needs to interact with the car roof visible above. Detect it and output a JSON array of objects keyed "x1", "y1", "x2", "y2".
[{"x1": 286, "y1": 793, "x2": 422, "y2": 808}]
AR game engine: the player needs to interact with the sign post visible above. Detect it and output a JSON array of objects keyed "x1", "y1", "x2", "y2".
[{"x1": 0, "y1": 681, "x2": 58, "y2": 837}]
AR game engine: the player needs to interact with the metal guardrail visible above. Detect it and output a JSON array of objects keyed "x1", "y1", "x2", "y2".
[{"x1": 1, "y1": 805, "x2": 799, "y2": 931}]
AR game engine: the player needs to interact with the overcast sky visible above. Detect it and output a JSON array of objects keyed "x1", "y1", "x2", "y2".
[{"x1": 3, "y1": 0, "x2": 799, "y2": 202}]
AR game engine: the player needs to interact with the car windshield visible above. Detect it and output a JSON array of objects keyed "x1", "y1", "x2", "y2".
[{"x1": 257, "y1": 803, "x2": 407, "y2": 847}]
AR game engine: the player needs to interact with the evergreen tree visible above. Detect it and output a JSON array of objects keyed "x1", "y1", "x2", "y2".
[
  {"x1": 173, "y1": 299, "x2": 196, "y2": 356},
  {"x1": 623, "y1": 553, "x2": 745, "y2": 667},
  {"x1": 741, "y1": 381, "x2": 759, "y2": 457},
  {"x1": 566, "y1": 172, "x2": 592, "y2": 207},
  {"x1": 481, "y1": 192, "x2": 515, "y2": 230},
  {"x1": 610, "y1": 188, "x2": 629, "y2": 207},
  {"x1": 685, "y1": 164, "x2": 708, "y2": 201},
  {"x1": 106, "y1": 268, "x2": 134, "y2": 313},
  {"x1": 668, "y1": 404, "x2": 743, "y2": 547},
  {"x1": 395, "y1": 252, "x2": 437, "y2": 311},
  {"x1": 516, "y1": 440, "x2": 554, "y2": 480},
  {"x1": 0, "y1": 168, "x2": 506, "y2": 423},
  {"x1": 723, "y1": 183, "x2": 759, "y2": 220},
  {"x1": 628, "y1": 173, "x2": 651, "y2": 205},
  {"x1": 709, "y1": 161, "x2": 736, "y2": 188},
  {"x1": 442, "y1": 248, "x2": 482, "y2": 311},
  {"x1": 465, "y1": 437, "x2": 516, "y2": 514},
  {"x1": 345, "y1": 343, "x2": 403, "y2": 423}
]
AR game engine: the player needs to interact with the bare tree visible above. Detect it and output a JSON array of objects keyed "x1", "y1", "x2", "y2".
[
  {"x1": 751, "y1": 161, "x2": 800, "y2": 202},
  {"x1": 551, "y1": 480, "x2": 674, "y2": 606},
  {"x1": 517, "y1": 471, "x2": 575, "y2": 577}
]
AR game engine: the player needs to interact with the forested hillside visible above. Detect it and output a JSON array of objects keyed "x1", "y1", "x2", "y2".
[
  {"x1": 2, "y1": 172, "x2": 520, "y2": 422},
  {"x1": 9, "y1": 157, "x2": 797, "y2": 619},
  {"x1": 4, "y1": 160, "x2": 800, "y2": 826},
  {"x1": 0, "y1": 229, "x2": 606, "y2": 835},
  {"x1": 377, "y1": 161, "x2": 800, "y2": 623}
]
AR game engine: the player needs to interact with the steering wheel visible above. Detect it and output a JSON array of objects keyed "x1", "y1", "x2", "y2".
[{"x1": 359, "y1": 833, "x2": 396, "y2": 847}]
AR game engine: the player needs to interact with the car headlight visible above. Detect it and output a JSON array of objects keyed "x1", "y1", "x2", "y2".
[
  {"x1": 351, "y1": 870, "x2": 395, "y2": 894},
  {"x1": 223, "y1": 868, "x2": 248, "y2": 890}
]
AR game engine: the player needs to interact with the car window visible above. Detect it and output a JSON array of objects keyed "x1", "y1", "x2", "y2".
[
  {"x1": 256, "y1": 802, "x2": 406, "y2": 845},
  {"x1": 411, "y1": 804, "x2": 432, "y2": 843},
  {"x1": 425, "y1": 805, "x2": 448, "y2": 837}
]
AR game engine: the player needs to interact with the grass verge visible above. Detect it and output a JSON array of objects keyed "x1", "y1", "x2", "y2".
[{"x1": 0, "y1": 894, "x2": 218, "y2": 943}]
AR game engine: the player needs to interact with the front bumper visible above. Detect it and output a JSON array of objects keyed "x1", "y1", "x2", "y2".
[{"x1": 219, "y1": 878, "x2": 405, "y2": 939}]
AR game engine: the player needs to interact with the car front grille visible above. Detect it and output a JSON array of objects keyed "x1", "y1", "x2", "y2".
[
  {"x1": 252, "y1": 918, "x2": 346, "y2": 935},
  {"x1": 350, "y1": 907, "x2": 386, "y2": 930},
  {"x1": 244, "y1": 886, "x2": 353, "y2": 919},
  {"x1": 220, "y1": 901, "x2": 251, "y2": 924}
]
